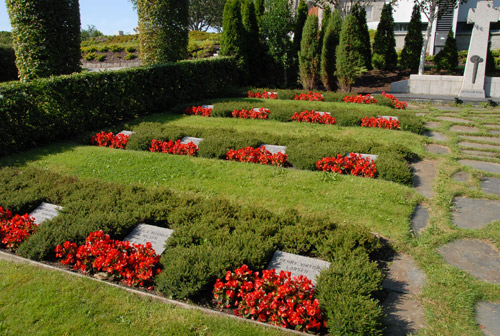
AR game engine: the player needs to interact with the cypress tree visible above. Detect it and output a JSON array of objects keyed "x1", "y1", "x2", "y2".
[
  {"x1": 336, "y1": 14, "x2": 365, "y2": 92},
  {"x1": 321, "y1": 10, "x2": 342, "y2": 91},
  {"x1": 254, "y1": 0, "x2": 265, "y2": 28},
  {"x1": 352, "y1": 4, "x2": 372, "y2": 70},
  {"x1": 299, "y1": 14, "x2": 320, "y2": 90},
  {"x1": 293, "y1": 0, "x2": 309, "y2": 56},
  {"x1": 400, "y1": 4, "x2": 423, "y2": 72},
  {"x1": 241, "y1": 0, "x2": 261, "y2": 84},
  {"x1": 221, "y1": 0, "x2": 245, "y2": 57},
  {"x1": 318, "y1": 7, "x2": 331, "y2": 48},
  {"x1": 373, "y1": 3, "x2": 397, "y2": 70},
  {"x1": 434, "y1": 29, "x2": 458, "y2": 71},
  {"x1": 6, "y1": 0, "x2": 81, "y2": 81}
]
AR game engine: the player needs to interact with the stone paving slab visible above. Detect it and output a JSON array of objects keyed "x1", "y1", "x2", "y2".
[
  {"x1": 476, "y1": 302, "x2": 500, "y2": 336},
  {"x1": 450, "y1": 125, "x2": 480, "y2": 133},
  {"x1": 461, "y1": 136, "x2": 500, "y2": 144},
  {"x1": 383, "y1": 255, "x2": 427, "y2": 294},
  {"x1": 411, "y1": 205, "x2": 429, "y2": 236},
  {"x1": 481, "y1": 177, "x2": 500, "y2": 196},
  {"x1": 425, "y1": 131, "x2": 448, "y2": 142},
  {"x1": 415, "y1": 113, "x2": 427, "y2": 117},
  {"x1": 462, "y1": 150, "x2": 498, "y2": 158},
  {"x1": 453, "y1": 171, "x2": 470, "y2": 182},
  {"x1": 491, "y1": 130, "x2": 500, "y2": 135},
  {"x1": 383, "y1": 292, "x2": 427, "y2": 336},
  {"x1": 436, "y1": 116, "x2": 472, "y2": 123},
  {"x1": 459, "y1": 142, "x2": 500, "y2": 150},
  {"x1": 412, "y1": 160, "x2": 438, "y2": 198},
  {"x1": 425, "y1": 144, "x2": 450, "y2": 154},
  {"x1": 452, "y1": 197, "x2": 500, "y2": 229},
  {"x1": 459, "y1": 160, "x2": 500, "y2": 173},
  {"x1": 424, "y1": 121, "x2": 441, "y2": 129},
  {"x1": 486, "y1": 124, "x2": 500, "y2": 129},
  {"x1": 438, "y1": 239, "x2": 500, "y2": 283}
]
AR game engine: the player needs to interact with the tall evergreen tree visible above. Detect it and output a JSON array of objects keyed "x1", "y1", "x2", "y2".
[
  {"x1": 400, "y1": 4, "x2": 423, "y2": 72},
  {"x1": 220, "y1": 0, "x2": 245, "y2": 57},
  {"x1": 372, "y1": 3, "x2": 397, "y2": 70},
  {"x1": 434, "y1": 29, "x2": 458, "y2": 71},
  {"x1": 254, "y1": 0, "x2": 265, "y2": 28},
  {"x1": 318, "y1": 7, "x2": 331, "y2": 49},
  {"x1": 321, "y1": 10, "x2": 342, "y2": 91},
  {"x1": 352, "y1": 4, "x2": 372, "y2": 70},
  {"x1": 336, "y1": 14, "x2": 365, "y2": 92},
  {"x1": 293, "y1": 0, "x2": 309, "y2": 56},
  {"x1": 299, "y1": 14, "x2": 321, "y2": 90},
  {"x1": 241, "y1": 0, "x2": 262, "y2": 84}
]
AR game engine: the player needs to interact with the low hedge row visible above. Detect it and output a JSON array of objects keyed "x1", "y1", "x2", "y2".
[
  {"x1": 0, "y1": 166, "x2": 384, "y2": 335},
  {"x1": 0, "y1": 57, "x2": 240, "y2": 157},
  {"x1": 126, "y1": 124, "x2": 416, "y2": 185}
]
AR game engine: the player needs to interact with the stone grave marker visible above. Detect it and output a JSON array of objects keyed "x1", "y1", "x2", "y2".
[
  {"x1": 253, "y1": 107, "x2": 269, "y2": 112},
  {"x1": 124, "y1": 224, "x2": 174, "y2": 255},
  {"x1": 201, "y1": 105, "x2": 214, "y2": 109},
  {"x1": 316, "y1": 111, "x2": 331, "y2": 116},
  {"x1": 378, "y1": 115, "x2": 399, "y2": 121},
  {"x1": 118, "y1": 130, "x2": 135, "y2": 136},
  {"x1": 180, "y1": 136, "x2": 203, "y2": 147},
  {"x1": 261, "y1": 144, "x2": 286, "y2": 155},
  {"x1": 29, "y1": 202, "x2": 63, "y2": 225},
  {"x1": 266, "y1": 251, "x2": 330, "y2": 284},
  {"x1": 267, "y1": 91, "x2": 278, "y2": 95},
  {"x1": 459, "y1": 1, "x2": 500, "y2": 98},
  {"x1": 346, "y1": 153, "x2": 378, "y2": 161}
]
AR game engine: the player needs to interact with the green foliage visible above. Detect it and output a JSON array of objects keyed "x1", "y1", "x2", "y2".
[
  {"x1": 81, "y1": 25, "x2": 103, "y2": 41},
  {"x1": 84, "y1": 52, "x2": 97, "y2": 61},
  {"x1": 373, "y1": 3, "x2": 397, "y2": 70},
  {"x1": 110, "y1": 45, "x2": 125, "y2": 52},
  {"x1": 336, "y1": 14, "x2": 366, "y2": 92},
  {"x1": 0, "y1": 31, "x2": 12, "y2": 47},
  {"x1": 0, "y1": 57, "x2": 240, "y2": 156},
  {"x1": 96, "y1": 54, "x2": 106, "y2": 62},
  {"x1": 98, "y1": 46, "x2": 109, "y2": 52},
  {"x1": 126, "y1": 46, "x2": 137, "y2": 53},
  {"x1": 352, "y1": 4, "x2": 372, "y2": 71},
  {"x1": 321, "y1": 10, "x2": 342, "y2": 91},
  {"x1": 241, "y1": 0, "x2": 263, "y2": 85},
  {"x1": 188, "y1": 0, "x2": 226, "y2": 32},
  {"x1": 6, "y1": 0, "x2": 81, "y2": 81},
  {"x1": 136, "y1": 0, "x2": 189, "y2": 65},
  {"x1": 254, "y1": 0, "x2": 265, "y2": 28},
  {"x1": 0, "y1": 46, "x2": 18, "y2": 82},
  {"x1": 318, "y1": 7, "x2": 331, "y2": 49},
  {"x1": 124, "y1": 53, "x2": 137, "y2": 60},
  {"x1": 434, "y1": 29, "x2": 458, "y2": 71},
  {"x1": 486, "y1": 41, "x2": 495, "y2": 75},
  {"x1": 299, "y1": 15, "x2": 321, "y2": 90},
  {"x1": 220, "y1": 0, "x2": 245, "y2": 58},
  {"x1": 400, "y1": 4, "x2": 423, "y2": 72},
  {"x1": 293, "y1": 0, "x2": 309, "y2": 56}
]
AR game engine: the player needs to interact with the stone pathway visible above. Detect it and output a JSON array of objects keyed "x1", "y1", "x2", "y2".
[
  {"x1": 459, "y1": 142, "x2": 500, "y2": 150},
  {"x1": 481, "y1": 177, "x2": 500, "y2": 196},
  {"x1": 451, "y1": 197, "x2": 500, "y2": 229},
  {"x1": 424, "y1": 131, "x2": 448, "y2": 141},
  {"x1": 425, "y1": 144, "x2": 450, "y2": 154},
  {"x1": 450, "y1": 125, "x2": 480, "y2": 133},
  {"x1": 459, "y1": 160, "x2": 500, "y2": 174},
  {"x1": 411, "y1": 160, "x2": 438, "y2": 198},
  {"x1": 452, "y1": 171, "x2": 470, "y2": 182},
  {"x1": 476, "y1": 302, "x2": 500, "y2": 336},
  {"x1": 436, "y1": 116, "x2": 472, "y2": 123},
  {"x1": 462, "y1": 150, "x2": 498, "y2": 158},
  {"x1": 461, "y1": 136, "x2": 500, "y2": 144},
  {"x1": 411, "y1": 205, "x2": 429, "y2": 236}
]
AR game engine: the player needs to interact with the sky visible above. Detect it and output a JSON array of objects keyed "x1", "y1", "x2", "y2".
[{"x1": 0, "y1": 0, "x2": 138, "y2": 35}]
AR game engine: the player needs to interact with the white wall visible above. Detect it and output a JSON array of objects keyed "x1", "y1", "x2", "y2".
[
  {"x1": 457, "y1": 0, "x2": 500, "y2": 21},
  {"x1": 393, "y1": 0, "x2": 430, "y2": 23}
]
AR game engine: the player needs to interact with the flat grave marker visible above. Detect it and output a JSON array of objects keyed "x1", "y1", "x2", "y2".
[
  {"x1": 118, "y1": 130, "x2": 135, "y2": 136},
  {"x1": 180, "y1": 136, "x2": 203, "y2": 147},
  {"x1": 266, "y1": 251, "x2": 330, "y2": 285},
  {"x1": 378, "y1": 115, "x2": 399, "y2": 121},
  {"x1": 346, "y1": 152, "x2": 378, "y2": 161},
  {"x1": 29, "y1": 202, "x2": 63, "y2": 225},
  {"x1": 124, "y1": 224, "x2": 174, "y2": 255},
  {"x1": 201, "y1": 105, "x2": 214, "y2": 109},
  {"x1": 253, "y1": 107, "x2": 269, "y2": 112},
  {"x1": 261, "y1": 144, "x2": 286, "y2": 155},
  {"x1": 315, "y1": 111, "x2": 331, "y2": 116}
]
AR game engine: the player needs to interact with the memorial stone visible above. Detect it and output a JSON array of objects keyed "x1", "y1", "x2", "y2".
[
  {"x1": 180, "y1": 136, "x2": 203, "y2": 147},
  {"x1": 347, "y1": 153, "x2": 378, "y2": 161},
  {"x1": 124, "y1": 224, "x2": 174, "y2": 255},
  {"x1": 261, "y1": 144, "x2": 286, "y2": 155},
  {"x1": 118, "y1": 130, "x2": 135, "y2": 136},
  {"x1": 201, "y1": 105, "x2": 214, "y2": 109},
  {"x1": 29, "y1": 202, "x2": 63, "y2": 224},
  {"x1": 316, "y1": 111, "x2": 331, "y2": 116},
  {"x1": 266, "y1": 251, "x2": 330, "y2": 284},
  {"x1": 378, "y1": 115, "x2": 399, "y2": 121}
]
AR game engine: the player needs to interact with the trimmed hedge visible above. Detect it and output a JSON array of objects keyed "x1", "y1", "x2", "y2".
[
  {"x1": 0, "y1": 57, "x2": 240, "y2": 156},
  {"x1": 0, "y1": 46, "x2": 18, "y2": 82},
  {"x1": 0, "y1": 166, "x2": 385, "y2": 334}
]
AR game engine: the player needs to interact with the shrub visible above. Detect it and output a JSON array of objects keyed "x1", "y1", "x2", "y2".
[
  {"x1": 352, "y1": 4, "x2": 372, "y2": 71},
  {"x1": 0, "y1": 206, "x2": 38, "y2": 251},
  {"x1": 336, "y1": 15, "x2": 366, "y2": 91},
  {"x1": 99, "y1": 46, "x2": 110, "y2": 52},
  {"x1": 220, "y1": 0, "x2": 244, "y2": 58},
  {"x1": 293, "y1": 0, "x2": 308, "y2": 58},
  {"x1": 299, "y1": 15, "x2": 321, "y2": 90},
  {"x1": 321, "y1": 10, "x2": 342, "y2": 91},
  {"x1": 84, "y1": 52, "x2": 97, "y2": 61},
  {"x1": 110, "y1": 45, "x2": 125, "y2": 52},
  {"x1": 373, "y1": 3, "x2": 397, "y2": 70},
  {"x1": 124, "y1": 53, "x2": 137, "y2": 60},
  {"x1": 97, "y1": 54, "x2": 106, "y2": 62},
  {"x1": 434, "y1": 29, "x2": 458, "y2": 71},
  {"x1": 400, "y1": 4, "x2": 423, "y2": 72},
  {"x1": 0, "y1": 46, "x2": 18, "y2": 82},
  {"x1": 91, "y1": 132, "x2": 129, "y2": 149},
  {"x1": 126, "y1": 46, "x2": 137, "y2": 53},
  {"x1": 316, "y1": 154, "x2": 377, "y2": 178}
]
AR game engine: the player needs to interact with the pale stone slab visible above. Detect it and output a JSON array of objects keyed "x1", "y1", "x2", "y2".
[
  {"x1": 315, "y1": 111, "x2": 331, "y2": 116},
  {"x1": 450, "y1": 125, "x2": 480, "y2": 133},
  {"x1": 425, "y1": 144, "x2": 450, "y2": 154},
  {"x1": 425, "y1": 121, "x2": 441, "y2": 129},
  {"x1": 459, "y1": 160, "x2": 500, "y2": 173},
  {"x1": 452, "y1": 171, "x2": 470, "y2": 182},
  {"x1": 411, "y1": 160, "x2": 438, "y2": 198},
  {"x1": 476, "y1": 302, "x2": 500, "y2": 336},
  {"x1": 118, "y1": 130, "x2": 135, "y2": 136},
  {"x1": 481, "y1": 177, "x2": 500, "y2": 196},
  {"x1": 461, "y1": 136, "x2": 500, "y2": 144},
  {"x1": 201, "y1": 105, "x2": 214, "y2": 109},
  {"x1": 346, "y1": 153, "x2": 378, "y2": 161},
  {"x1": 180, "y1": 136, "x2": 203, "y2": 147},
  {"x1": 462, "y1": 150, "x2": 498, "y2": 158},
  {"x1": 261, "y1": 144, "x2": 286, "y2": 155},
  {"x1": 436, "y1": 116, "x2": 472, "y2": 123},
  {"x1": 383, "y1": 292, "x2": 427, "y2": 336},
  {"x1": 124, "y1": 224, "x2": 174, "y2": 255},
  {"x1": 486, "y1": 124, "x2": 500, "y2": 129},
  {"x1": 29, "y1": 202, "x2": 63, "y2": 225},
  {"x1": 253, "y1": 107, "x2": 269, "y2": 112},
  {"x1": 378, "y1": 115, "x2": 399, "y2": 121},
  {"x1": 416, "y1": 113, "x2": 427, "y2": 117},
  {"x1": 411, "y1": 205, "x2": 429, "y2": 236},
  {"x1": 425, "y1": 131, "x2": 448, "y2": 141},
  {"x1": 491, "y1": 130, "x2": 500, "y2": 135},
  {"x1": 459, "y1": 142, "x2": 500, "y2": 150},
  {"x1": 383, "y1": 254, "x2": 426, "y2": 294},
  {"x1": 266, "y1": 251, "x2": 330, "y2": 284},
  {"x1": 452, "y1": 197, "x2": 500, "y2": 229}
]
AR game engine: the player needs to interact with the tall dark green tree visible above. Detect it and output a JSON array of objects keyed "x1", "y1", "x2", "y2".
[
  {"x1": 372, "y1": 3, "x2": 397, "y2": 70},
  {"x1": 400, "y1": 4, "x2": 423, "y2": 72},
  {"x1": 352, "y1": 4, "x2": 372, "y2": 70},
  {"x1": 6, "y1": 0, "x2": 81, "y2": 81},
  {"x1": 336, "y1": 14, "x2": 365, "y2": 92},
  {"x1": 220, "y1": 0, "x2": 245, "y2": 57},
  {"x1": 136, "y1": 0, "x2": 189, "y2": 65},
  {"x1": 321, "y1": 9, "x2": 342, "y2": 91},
  {"x1": 434, "y1": 29, "x2": 458, "y2": 71},
  {"x1": 241, "y1": 0, "x2": 262, "y2": 84},
  {"x1": 254, "y1": 0, "x2": 265, "y2": 28},
  {"x1": 318, "y1": 7, "x2": 331, "y2": 49},
  {"x1": 293, "y1": 0, "x2": 309, "y2": 56},
  {"x1": 299, "y1": 14, "x2": 321, "y2": 89}
]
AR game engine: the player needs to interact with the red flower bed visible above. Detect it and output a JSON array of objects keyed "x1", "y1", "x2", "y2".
[
  {"x1": 343, "y1": 94, "x2": 377, "y2": 104},
  {"x1": 184, "y1": 106, "x2": 212, "y2": 117},
  {"x1": 91, "y1": 132, "x2": 129, "y2": 149},
  {"x1": 291, "y1": 110, "x2": 337, "y2": 125},
  {"x1": 0, "y1": 207, "x2": 38, "y2": 251},
  {"x1": 381, "y1": 92, "x2": 407, "y2": 110},
  {"x1": 361, "y1": 117, "x2": 400, "y2": 130},
  {"x1": 316, "y1": 153, "x2": 377, "y2": 178},
  {"x1": 293, "y1": 91, "x2": 324, "y2": 101},
  {"x1": 55, "y1": 230, "x2": 161, "y2": 288},
  {"x1": 248, "y1": 91, "x2": 277, "y2": 99},
  {"x1": 149, "y1": 139, "x2": 198, "y2": 156},
  {"x1": 232, "y1": 108, "x2": 270, "y2": 120},
  {"x1": 214, "y1": 265, "x2": 325, "y2": 333},
  {"x1": 226, "y1": 147, "x2": 287, "y2": 167}
]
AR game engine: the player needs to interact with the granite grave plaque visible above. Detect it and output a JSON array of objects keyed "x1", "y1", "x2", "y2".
[
  {"x1": 118, "y1": 130, "x2": 135, "y2": 136},
  {"x1": 346, "y1": 153, "x2": 378, "y2": 161},
  {"x1": 316, "y1": 111, "x2": 331, "y2": 116},
  {"x1": 29, "y1": 202, "x2": 63, "y2": 224},
  {"x1": 180, "y1": 136, "x2": 203, "y2": 147},
  {"x1": 261, "y1": 144, "x2": 286, "y2": 155},
  {"x1": 378, "y1": 115, "x2": 399, "y2": 121},
  {"x1": 267, "y1": 251, "x2": 330, "y2": 284},
  {"x1": 124, "y1": 224, "x2": 174, "y2": 255},
  {"x1": 201, "y1": 105, "x2": 214, "y2": 109}
]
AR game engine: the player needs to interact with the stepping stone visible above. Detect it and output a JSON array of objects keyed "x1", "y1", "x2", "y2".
[
  {"x1": 459, "y1": 142, "x2": 500, "y2": 150},
  {"x1": 459, "y1": 160, "x2": 500, "y2": 174},
  {"x1": 411, "y1": 160, "x2": 438, "y2": 198},
  {"x1": 424, "y1": 131, "x2": 448, "y2": 141},
  {"x1": 462, "y1": 150, "x2": 498, "y2": 158},
  {"x1": 461, "y1": 136, "x2": 500, "y2": 145},
  {"x1": 486, "y1": 124, "x2": 500, "y2": 129},
  {"x1": 450, "y1": 125, "x2": 480, "y2": 133},
  {"x1": 424, "y1": 121, "x2": 441, "y2": 129},
  {"x1": 416, "y1": 113, "x2": 427, "y2": 117},
  {"x1": 433, "y1": 106, "x2": 461, "y2": 111},
  {"x1": 180, "y1": 136, "x2": 203, "y2": 146},
  {"x1": 383, "y1": 254, "x2": 426, "y2": 295},
  {"x1": 452, "y1": 197, "x2": 500, "y2": 229},
  {"x1": 261, "y1": 144, "x2": 286, "y2": 155},
  {"x1": 481, "y1": 177, "x2": 500, "y2": 196},
  {"x1": 411, "y1": 205, "x2": 429, "y2": 236},
  {"x1": 437, "y1": 116, "x2": 472, "y2": 123},
  {"x1": 425, "y1": 144, "x2": 450, "y2": 154},
  {"x1": 476, "y1": 302, "x2": 500, "y2": 336},
  {"x1": 452, "y1": 171, "x2": 470, "y2": 182},
  {"x1": 438, "y1": 239, "x2": 500, "y2": 283},
  {"x1": 491, "y1": 130, "x2": 500, "y2": 135}
]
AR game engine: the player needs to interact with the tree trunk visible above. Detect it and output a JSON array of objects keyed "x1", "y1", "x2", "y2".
[{"x1": 418, "y1": 3, "x2": 437, "y2": 75}]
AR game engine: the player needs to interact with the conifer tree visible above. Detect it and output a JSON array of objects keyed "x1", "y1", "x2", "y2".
[
  {"x1": 352, "y1": 4, "x2": 372, "y2": 70},
  {"x1": 254, "y1": 0, "x2": 265, "y2": 28},
  {"x1": 293, "y1": 0, "x2": 309, "y2": 56},
  {"x1": 299, "y1": 14, "x2": 320, "y2": 90},
  {"x1": 321, "y1": 10, "x2": 342, "y2": 91},
  {"x1": 318, "y1": 7, "x2": 331, "y2": 48},
  {"x1": 221, "y1": 0, "x2": 245, "y2": 57},
  {"x1": 372, "y1": 3, "x2": 397, "y2": 70},
  {"x1": 434, "y1": 29, "x2": 458, "y2": 71},
  {"x1": 241, "y1": 0, "x2": 261, "y2": 84},
  {"x1": 336, "y1": 14, "x2": 365, "y2": 91},
  {"x1": 400, "y1": 4, "x2": 423, "y2": 72}
]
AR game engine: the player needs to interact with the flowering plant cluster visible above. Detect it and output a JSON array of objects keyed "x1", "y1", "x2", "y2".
[
  {"x1": 91, "y1": 132, "x2": 129, "y2": 149},
  {"x1": 213, "y1": 265, "x2": 325, "y2": 333},
  {"x1": 0, "y1": 207, "x2": 38, "y2": 251},
  {"x1": 232, "y1": 108, "x2": 270, "y2": 120},
  {"x1": 381, "y1": 92, "x2": 407, "y2": 110},
  {"x1": 343, "y1": 94, "x2": 377, "y2": 104},
  {"x1": 291, "y1": 110, "x2": 337, "y2": 125},
  {"x1": 247, "y1": 91, "x2": 277, "y2": 99},
  {"x1": 55, "y1": 230, "x2": 161, "y2": 288},
  {"x1": 149, "y1": 139, "x2": 198, "y2": 156},
  {"x1": 316, "y1": 153, "x2": 377, "y2": 178},
  {"x1": 293, "y1": 91, "x2": 325, "y2": 101},
  {"x1": 361, "y1": 117, "x2": 400, "y2": 130},
  {"x1": 184, "y1": 106, "x2": 212, "y2": 117},
  {"x1": 226, "y1": 147, "x2": 287, "y2": 167}
]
